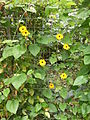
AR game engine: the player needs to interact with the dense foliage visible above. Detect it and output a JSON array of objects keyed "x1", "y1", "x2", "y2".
[{"x1": 0, "y1": 0, "x2": 90, "y2": 120}]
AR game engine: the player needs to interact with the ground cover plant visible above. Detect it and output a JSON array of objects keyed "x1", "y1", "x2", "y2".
[{"x1": 0, "y1": 0, "x2": 90, "y2": 120}]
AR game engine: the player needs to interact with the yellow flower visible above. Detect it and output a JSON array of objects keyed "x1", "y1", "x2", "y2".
[
  {"x1": 21, "y1": 30, "x2": 30, "y2": 37},
  {"x1": 63, "y1": 44, "x2": 70, "y2": 50},
  {"x1": 60, "y1": 73, "x2": 67, "y2": 79},
  {"x1": 49, "y1": 83, "x2": 54, "y2": 89},
  {"x1": 56, "y1": 33, "x2": 63, "y2": 40},
  {"x1": 19, "y1": 26, "x2": 27, "y2": 33},
  {"x1": 39, "y1": 59, "x2": 46, "y2": 67}
]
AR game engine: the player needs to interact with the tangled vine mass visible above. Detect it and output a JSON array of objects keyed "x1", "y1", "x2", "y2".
[{"x1": 0, "y1": 0, "x2": 90, "y2": 120}]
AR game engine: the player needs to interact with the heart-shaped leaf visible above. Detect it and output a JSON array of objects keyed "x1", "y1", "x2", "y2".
[
  {"x1": 59, "y1": 103, "x2": 67, "y2": 112},
  {"x1": 6, "y1": 99, "x2": 19, "y2": 114},
  {"x1": 29, "y1": 44, "x2": 40, "y2": 56}
]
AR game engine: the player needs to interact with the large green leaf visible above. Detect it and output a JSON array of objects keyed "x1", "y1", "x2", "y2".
[
  {"x1": 6, "y1": 99, "x2": 19, "y2": 114},
  {"x1": 4, "y1": 73, "x2": 27, "y2": 90},
  {"x1": 42, "y1": 89, "x2": 52, "y2": 99},
  {"x1": 29, "y1": 44, "x2": 40, "y2": 56},
  {"x1": 2, "y1": 45, "x2": 27, "y2": 59},
  {"x1": 13, "y1": 45, "x2": 27, "y2": 59},
  {"x1": 73, "y1": 76, "x2": 88, "y2": 86},
  {"x1": 84, "y1": 55, "x2": 90, "y2": 65},
  {"x1": 49, "y1": 103, "x2": 57, "y2": 113}
]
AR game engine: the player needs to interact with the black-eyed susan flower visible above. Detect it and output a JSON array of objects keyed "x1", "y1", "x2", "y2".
[
  {"x1": 60, "y1": 73, "x2": 67, "y2": 79},
  {"x1": 56, "y1": 33, "x2": 63, "y2": 40},
  {"x1": 19, "y1": 26, "x2": 27, "y2": 33},
  {"x1": 39, "y1": 59, "x2": 46, "y2": 67},
  {"x1": 63, "y1": 44, "x2": 70, "y2": 50},
  {"x1": 21, "y1": 30, "x2": 30, "y2": 37},
  {"x1": 49, "y1": 83, "x2": 54, "y2": 89}
]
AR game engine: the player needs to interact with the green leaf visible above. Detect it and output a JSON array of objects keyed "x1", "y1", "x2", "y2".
[
  {"x1": 49, "y1": 103, "x2": 57, "y2": 113},
  {"x1": 4, "y1": 73, "x2": 27, "y2": 90},
  {"x1": 84, "y1": 45, "x2": 90, "y2": 55},
  {"x1": 35, "y1": 103, "x2": 42, "y2": 112},
  {"x1": 6, "y1": 99, "x2": 19, "y2": 114},
  {"x1": 87, "y1": 105, "x2": 90, "y2": 114},
  {"x1": 37, "y1": 35, "x2": 56, "y2": 44},
  {"x1": 42, "y1": 89, "x2": 52, "y2": 99},
  {"x1": 34, "y1": 69, "x2": 46, "y2": 80},
  {"x1": 73, "y1": 76, "x2": 88, "y2": 86},
  {"x1": 30, "y1": 112, "x2": 37, "y2": 118},
  {"x1": 27, "y1": 69, "x2": 34, "y2": 75},
  {"x1": 29, "y1": 44, "x2": 40, "y2": 56},
  {"x1": 66, "y1": 1, "x2": 76, "y2": 8},
  {"x1": 61, "y1": 50, "x2": 70, "y2": 61},
  {"x1": 49, "y1": 55, "x2": 57, "y2": 64},
  {"x1": 60, "y1": 88, "x2": 68, "y2": 99},
  {"x1": 45, "y1": 6, "x2": 58, "y2": 16},
  {"x1": 29, "y1": 89, "x2": 34, "y2": 96},
  {"x1": 2, "y1": 88, "x2": 10, "y2": 97},
  {"x1": 76, "y1": 8, "x2": 90, "y2": 20},
  {"x1": 54, "y1": 114, "x2": 61, "y2": 119},
  {"x1": 60, "y1": 114, "x2": 67, "y2": 120},
  {"x1": 1, "y1": 118, "x2": 6, "y2": 120},
  {"x1": 27, "y1": 78, "x2": 37, "y2": 84},
  {"x1": 34, "y1": 72, "x2": 42, "y2": 79},
  {"x1": 3, "y1": 46, "x2": 13, "y2": 59},
  {"x1": 84, "y1": 55, "x2": 90, "y2": 65},
  {"x1": 13, "y1": 45, "x2": 26, "y2": 59},
  {"x1": 12, "y1": 74, "x2": 27, "y2": 90},
  {"x1": 59, "y1": 103, "x2": 67, "y2": 112},
  {"x1": 81, "y1": 103, "x2": 87, "y2": 116},
  {"x1": 72, "y1": 106, "x2": 78, "y2": 115},
  {"x1": 77, "y1": 65, "x2": 90, "y2": 76},
  {"x1": 28, "y1": 97, "x2": 34, "y2": 105},
  {"x1": 2, "y1": 45, "x2": 26, "y2": 59},
  {"x1": 41, "y1": 102, "x2": 48, "y2": 108}
]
